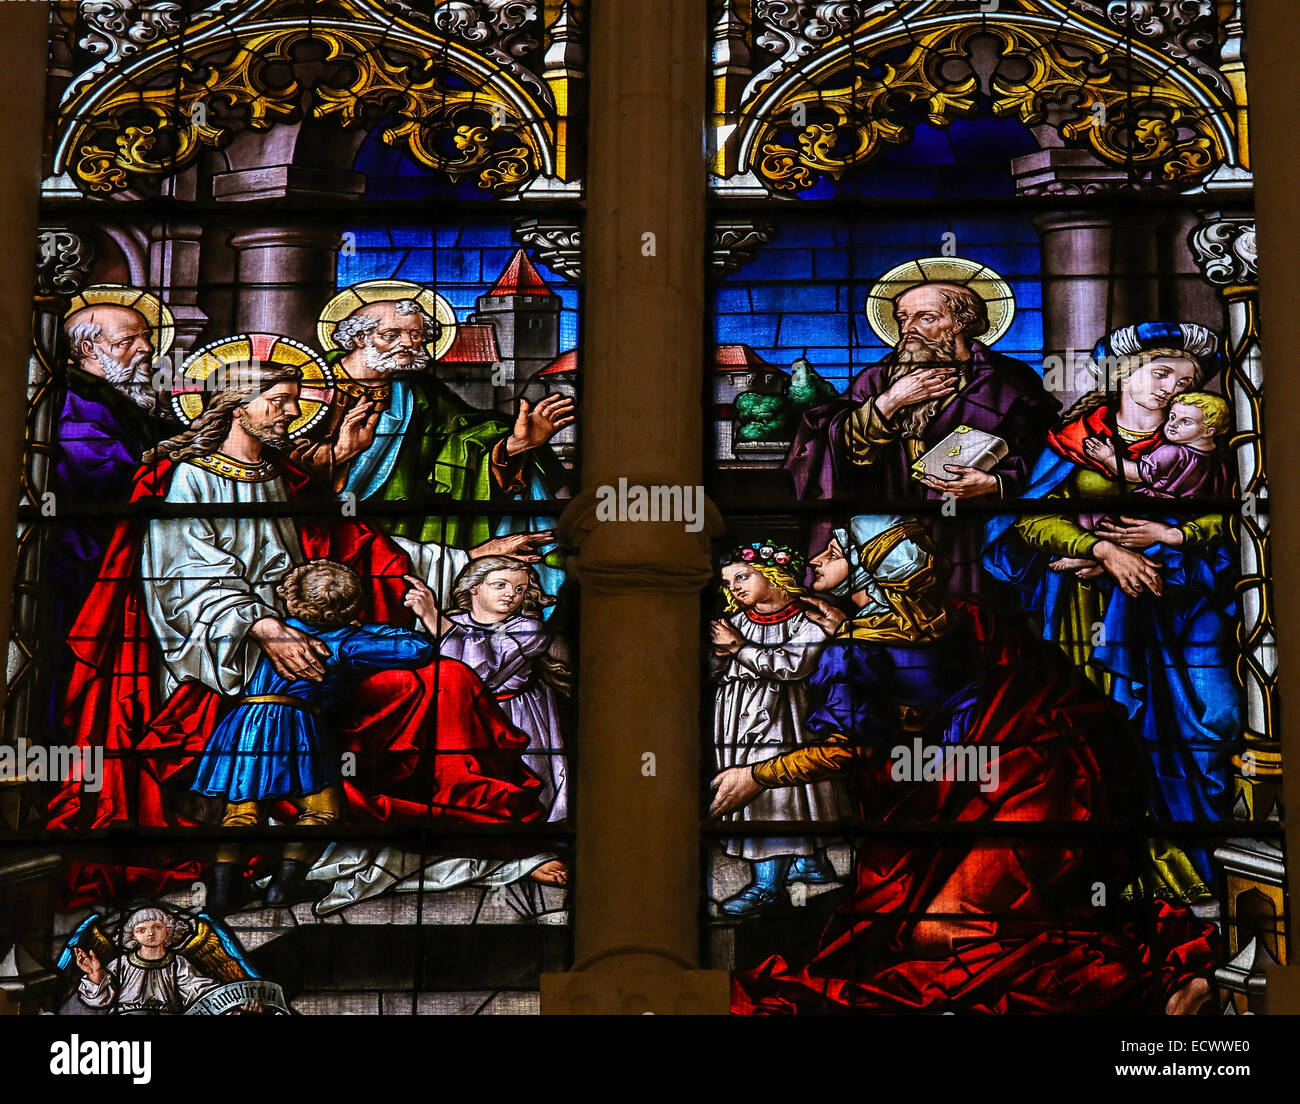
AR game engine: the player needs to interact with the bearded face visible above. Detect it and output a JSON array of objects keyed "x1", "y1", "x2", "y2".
[
  {"x1": 886, "y1": 331, "x2": 962, "y2": 439},
  {"x1": 361, "y1": 336, "x2": 431, "y2": 376},
  {"x1": 237, "y1": 404, "x2": 293, "y2": 448},
  {"x1": 92, "y1": 344, "x2": 157, "y2": 411}
]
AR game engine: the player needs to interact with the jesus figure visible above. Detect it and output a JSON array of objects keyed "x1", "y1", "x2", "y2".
[{"x1": 51, "y1": 337, "x2": 554, "y2": 904}]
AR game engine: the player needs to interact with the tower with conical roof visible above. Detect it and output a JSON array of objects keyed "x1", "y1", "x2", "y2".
[{"x1": 470, "y1": 248, "x2": 561, "y2": 411}]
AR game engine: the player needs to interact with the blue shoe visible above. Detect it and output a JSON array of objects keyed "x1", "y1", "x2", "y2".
[
  {"x1": 720, "y1": 858, "x2": 789, "y2": 918},
  {"x1": 786, "y1": 853, "x2": 837, "y2": 886}
]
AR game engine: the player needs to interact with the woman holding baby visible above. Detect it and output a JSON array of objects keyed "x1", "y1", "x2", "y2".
[{"x1": 984, "y1": 321, "x2": 1239, "y2": 903}]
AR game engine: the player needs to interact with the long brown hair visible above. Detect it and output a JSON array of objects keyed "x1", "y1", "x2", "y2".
[{"x1": 143, "y1": 361, "x2": 302, "y2": 464}]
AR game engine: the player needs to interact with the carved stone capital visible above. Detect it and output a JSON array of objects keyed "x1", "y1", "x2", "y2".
[
  {"x1": 35, "y1": 228, "x2": 95, "y2": 298},
  {"x1": 712, "y1": 219, "x2": 776, "y2": 277},
  {"x1": 512, "y1": 217, "x2": 582, "y2": 281},
  {"x1": 1191, "y1": 216, "x2": 1258, "y2": 289},
  {"x1": 556, "y1": 481, "x2": 723, "y2": 596}
]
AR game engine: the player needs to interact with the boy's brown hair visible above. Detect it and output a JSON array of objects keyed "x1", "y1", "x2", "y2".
[{"x1": 277, "y1": 560, "x2": 362, "y2": 629}]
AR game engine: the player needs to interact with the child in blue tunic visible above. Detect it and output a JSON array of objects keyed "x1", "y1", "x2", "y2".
[{"x1": 194, "y1": 558, "x2": 436, "y2": 910}]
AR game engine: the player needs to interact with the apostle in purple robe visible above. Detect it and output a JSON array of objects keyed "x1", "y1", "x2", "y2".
[
  {"x1": 784, "y1": 279, "x2": 1060, "y2": 593},
  {"x1": 43, "y1": 290, "x2": 170, "y2": 727}
]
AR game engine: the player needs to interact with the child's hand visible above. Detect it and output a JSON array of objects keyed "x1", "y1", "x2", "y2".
[
  {"x1": 1083, "y1": 436, "x2": 1118, "y2": 473},
  {"x1": 72, "y1": 946, "x2": 104, "y2": 984},
  {"x1": 404, "y1": 575, "x2": 452, "y2": 636},
  {"x1": 710, "y1": 620, "x2": 744, "y2": 655},
  {"x1": 402, "y1": 575, "x2": 439, "y2": 620}
]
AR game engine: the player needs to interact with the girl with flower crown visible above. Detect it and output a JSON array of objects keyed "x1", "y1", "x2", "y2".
[{"x1": 709, "y1": 541, "x2": 846, "y2": 917}]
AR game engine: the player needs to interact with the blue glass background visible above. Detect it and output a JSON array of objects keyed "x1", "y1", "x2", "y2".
[
  {"x1": 339, "y1": 222, "x2": 580, "y2": 353},
  {"x1": 713, "y1": 212, "x2": 1043, "y2": 390}
]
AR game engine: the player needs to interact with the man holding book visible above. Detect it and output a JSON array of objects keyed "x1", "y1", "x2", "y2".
[{"x1": 785, "y1": 261, "x2": 1060, "y2": 593}]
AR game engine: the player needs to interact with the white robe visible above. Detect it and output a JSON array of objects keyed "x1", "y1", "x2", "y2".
[
  {"x1": 712, "y1": 607, "x2": 847, "y2": 860},
  {"x1": 141, "y1": 459, "x2": 468, "y2": 698},
  {"x1": 78, "y1": 952, "x2": 219, "y2": 1014}
]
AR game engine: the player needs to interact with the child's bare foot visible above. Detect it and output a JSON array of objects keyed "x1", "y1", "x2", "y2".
[
  {"x1": 1049, "y1": 556, "x2": 1092, "y2": 572},
  {"x1": 1164, "y1": 976, "x2": 1211, "y2": 1015},
  {"x1": 530, "y1": 859, "x2": 567, "y2": 887}
]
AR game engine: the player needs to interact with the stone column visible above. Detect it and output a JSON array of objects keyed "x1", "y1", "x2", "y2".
[
  {"x1": 227, "y1": 227, "x2": 342, "y2": 347},
  {"x1": 1245, "y1": 0, "x2": 1300, "y2": 1014},
  {"x1": 147, "y1": 221, "x2": 209, "y2": 362},
  {"x1": 1028, "y1": 213, "x2": 1162, "y2": 407},
  {"x1": 0, "y1": 0, "x2": 59, "y2": 1016},
  {"x1": 1015, "y1": 152, "x2": 1163, "y2": 407},
  {"x1": 1190, "y1": 214, "x2": 1286, "y2": 1013},
  {"x1": 540, "y1": 0, "x2": 729, "y2": 1013}
]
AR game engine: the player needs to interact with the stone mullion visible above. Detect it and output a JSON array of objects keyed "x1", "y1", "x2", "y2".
[{"x1": 540, "y1": 0, "x2": 730, "y2": 1014}]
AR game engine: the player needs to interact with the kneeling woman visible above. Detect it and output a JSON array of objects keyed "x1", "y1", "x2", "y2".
[{"x1": 711, "y1": 515, "x2": 1219, "y2": 1014}]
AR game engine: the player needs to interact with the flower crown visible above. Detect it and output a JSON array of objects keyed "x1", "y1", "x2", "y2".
[{"x1": 720, "y1": 541, "x2": 805, "y2": 575}]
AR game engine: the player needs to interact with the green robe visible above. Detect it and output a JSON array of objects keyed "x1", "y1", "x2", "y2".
[{"x1": 337, "y1": 371, "x2": 568, "y2": 548}]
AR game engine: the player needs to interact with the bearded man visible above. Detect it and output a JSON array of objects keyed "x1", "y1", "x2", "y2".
[
  {"x1": 49, "y1": 338, "x2": 549, "y2": 906},
  {"x1": 786, "y1": 280, "x2": 1060, "y2": 592},
  {"x1": 293, "y1": 292, "x2": 574, "y2": 548},
  {"x1": 43, "y1": 289, "x2": 172, "y2": 731}
]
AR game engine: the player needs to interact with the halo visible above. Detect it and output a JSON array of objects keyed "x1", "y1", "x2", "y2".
[
  {"x1": 864, "y1": 258, "x2": 1016, "y2": 348},
  {"x1": 172, "y1": 334, "x2": 336, "y2": 440},
  {"x1": 317, "y1": 279, "x2": 458, "y2": 360},
  {"x1": 64, "y1": 284, "x2": 176, "y2": 359}
]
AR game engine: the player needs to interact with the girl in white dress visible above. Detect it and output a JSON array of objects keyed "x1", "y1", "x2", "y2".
[{"x1": 709, "y1": 541, "x2": 845, "y2": 917}]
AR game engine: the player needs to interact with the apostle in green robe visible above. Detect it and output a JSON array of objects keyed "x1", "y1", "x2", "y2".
[{"x1": 294, "y1": 284, "x2": 575, "y2": 550}]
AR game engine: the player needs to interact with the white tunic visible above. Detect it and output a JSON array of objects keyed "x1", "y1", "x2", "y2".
[
  {"x1": 78, "y1": 952, "x2": 219, "y2": 1014},
  {"x1": 141, "y1": 458, "x2": 468, "y2": 699},
  {"x1": 712, "y1": 606, "x2": 847, "y2": 860}
]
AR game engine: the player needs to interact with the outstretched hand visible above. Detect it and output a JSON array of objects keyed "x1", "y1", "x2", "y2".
[
  {"x1": 470, "y1": 530, "x2": 555, "y2": 562},
  {"x1": 505, "y1": 394, "x2": 576, "y2": 456}
]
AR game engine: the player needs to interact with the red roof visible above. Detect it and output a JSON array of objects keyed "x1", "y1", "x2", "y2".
[
  {"x1": 537, "y1": 350, "x2": 578, "y2": 376},
  {"x1": 716, "y1": 344, "x2": 776, "y2": 370},
  {"x1": 488, "y1": 249, "x2": 554, "y2": 297},
  {"x1": 442, "y1": 323, "x2": 500, "y2": 363}
]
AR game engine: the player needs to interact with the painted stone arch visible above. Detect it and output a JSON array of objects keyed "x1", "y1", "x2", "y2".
[
  {"x1": 52, "y1": 0, "x2": 585, "y2": 199},
  {"x1": 712, "y1": 0, "x2": 1245, "y2": 196}
]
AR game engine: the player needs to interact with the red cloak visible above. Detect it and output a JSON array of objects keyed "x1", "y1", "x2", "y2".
[
  {"x1": 731, "y1": 600, "x2": 1220, "y2": 1014},
  {"x1": 49, "y1": 458, "x2": 545, "y2": 905}
]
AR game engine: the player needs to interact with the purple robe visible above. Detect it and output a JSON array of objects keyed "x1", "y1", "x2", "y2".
[
  {"x1": 1135, "y1": 442, "x2": 1227, "y2": 499},
  {"x1": 44, "y1": 368, "x2": 162, "y2": 729},
  {"x1": 438, "y1": 611, "x2": 568, "y2": 822},
  {"x1": 785, "y1": 342, "x2": 1060, "y2": 593}
]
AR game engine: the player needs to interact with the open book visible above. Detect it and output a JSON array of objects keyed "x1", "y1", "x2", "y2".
[{"x1": 911, "y1": 425, "x2": 1008, "y2": 482}]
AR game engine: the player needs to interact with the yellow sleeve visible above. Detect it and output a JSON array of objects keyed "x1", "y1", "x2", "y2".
[
  {"x1": 752, "y1": 732, "x2": 861, "y2": 787},
  {"x1": 841, "y1": 399, "x2": 898, "y2": 467}
]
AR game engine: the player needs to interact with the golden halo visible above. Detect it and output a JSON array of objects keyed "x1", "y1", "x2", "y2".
[
  {"x1": 172, "y1": 334, "x2": 336, "y2": 440},
  {"x1": 63, "y1": 284, "x2": 176, "y2": 359},
  {"x1": 864, "y1": 258, "x2": 1016, "y2": 348},
  {"x1": 317, "y1": 280, "x2": 458, "y2": 361}
]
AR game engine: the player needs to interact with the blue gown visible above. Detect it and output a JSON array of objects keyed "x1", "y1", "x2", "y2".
[
  {"x1": 192, "y1": 619, "x2": 435, "y2": 802},
  {"x1": 983, "y1": 439, "x2": 1240, "y2": 883}
]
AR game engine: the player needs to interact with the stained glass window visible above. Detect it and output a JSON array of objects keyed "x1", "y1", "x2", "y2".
[
  {"x1": 704, "y1": 0, "x2": 1281, "y2": 1015},
  {"x1": 1, "y1": 0, "x2": 584, "y2": 1016}
]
